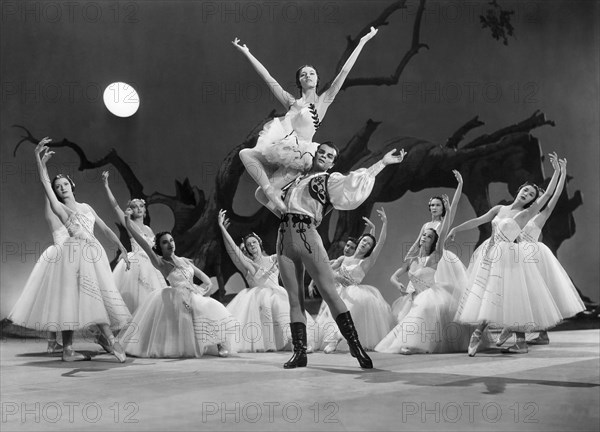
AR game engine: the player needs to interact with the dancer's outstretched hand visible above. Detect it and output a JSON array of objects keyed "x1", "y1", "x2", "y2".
[
  {"x1": 376, "y1": 207, "x2": 387, "y2": 223},
  {"x1": 382, "y1": 149, "x2": 406, "y2": 166},
  {"x1": 362, "y1": 216, "x2": 375, "y2": 232},
  {"x1": 361, "y1": 26, "x2": 378, "y2": 43},
  {"x1": 101, "y1": 171, "x2": 110, "y2": 184},
  {"x1": 232, "y1": 37, "x2": 249, "y2": 53},
  {"x1": 452, "y1": 169, "x2": 463, "y2": 185}
]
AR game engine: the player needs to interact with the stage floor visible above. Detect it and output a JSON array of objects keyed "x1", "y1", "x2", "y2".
[{"x1": 1, "y1": 329, "x2": 599, "y2": 431}]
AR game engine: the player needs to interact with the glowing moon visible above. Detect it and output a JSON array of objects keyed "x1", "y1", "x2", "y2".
[{"x1": 103, "y1": 82, "x2": 140, "y2": 117}]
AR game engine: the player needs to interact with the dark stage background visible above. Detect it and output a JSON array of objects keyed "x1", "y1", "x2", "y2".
[{"x1": 1, "y1": 0, "x2": 598, "y2": 318}]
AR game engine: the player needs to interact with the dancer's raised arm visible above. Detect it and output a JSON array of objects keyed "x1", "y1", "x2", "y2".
[
  {"x1": 535, "y1": 157, "x2": 568, "y2": 227},
  {"x1": 34, "y1": 139, "x2": 69, "y2": 223},
  {"x1": 232, "y1": 37, "x2": 295, "y2": 108},
  {"x1": 437, "y1": 171, "x2": 463, "y2": 254},
  {"x1": 101, "y1": 171, "x2": 126, "y2": 226},
  {"x1": 218, "y1": 209, "x2": 256, "y2": 275},
  {"x1": 361, "y1": 207, "x2": 387, "y2": 273},
  {"x1": 125, "y1": 210, "x2": 166, "y2": 273},
  {"x1": 447, "y1": 205, "x2": 501, "y2": 240},
  {"x1": 321, "y1": 27, "x2": 378, "y2": 108}
]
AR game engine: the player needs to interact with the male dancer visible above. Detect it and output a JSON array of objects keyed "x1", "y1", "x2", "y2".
[{"x1": 276, "y1": 142, "x2": 406, "y2": 369}]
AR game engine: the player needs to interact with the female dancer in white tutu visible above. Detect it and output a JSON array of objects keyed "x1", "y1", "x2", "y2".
[
  {"x1": 119, "y1": 213, "x2": 238, "y2": 358},
  {"x1": 317, "y1": 207, "x2": 394, "y2": 353},
  {"x1": 101, "y1": 171, "x2": 166, "y2": 313},
  {"x1": 9, "y1": 163, "x2": 69, "y2": 354},
  {"x1": 218, "y1": 210, "x2": 320, "y2": 352},
  {"x1": 232, "y1": 27, "x2": 379, "y2": 213},
  {"x1": 496, "y1": 156, "x2": 585, "y2": 347},
  {"x1": 33, "y1": 138, "x2": 131, "y2": 362},
  {"x1": 448, "y1": 156, "x2": 564, "y2": 355},
  {"x1": 376, "y1": 170, "x2": 474, "y2": 354}
]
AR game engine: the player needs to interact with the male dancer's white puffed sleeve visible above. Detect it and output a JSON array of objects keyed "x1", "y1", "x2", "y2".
[{"x1": 328, "y1": 160, "x2": 386, "y2": 210}]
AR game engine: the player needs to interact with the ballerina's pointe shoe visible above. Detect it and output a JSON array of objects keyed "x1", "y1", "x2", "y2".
[
  {"x1": 47, "y1": 340, "x2": 63, "y2": 354},
  {"x1": 527, "y1": 334, "x2": 550, "y2": 345},
  {"x1": 62, "y1": 347, "x2": 91, "y2": 362},
  {"x1": 495, "y1": 328, "x2": 513, "y2": 347},
  {"x1": 263, "y1": 185, "x2": 286, "y2": 214},
  {"x1": 400, "y1": 347, "x2": 413, "y2": 355},
  {"x1": 110, "y1": 341, "x2": 126, "y2": 363},
  {"x1": 217, "y1": 343, "x2": 230, "y2": 358},
  {"x1": 323, "y1": 340, "x2": 340, "y2": 354},
  {"x1": 467, "y1": 329, "x2": 483, "y2": 357}
]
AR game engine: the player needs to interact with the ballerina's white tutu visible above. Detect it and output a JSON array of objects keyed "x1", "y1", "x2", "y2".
[
  {"x1": 227, "y1": 256, "x2": 321, "y2": 352},
  {"x1": 119, "y1": 258, "x2": 239, "y2": 358},
  {"x1": 376, "y1": 264, "x2": 476, "y2": 354},
  {"x1": 316, "y1": 262, "x2": 394, "y2": 350},
  {"x1": 10, "y1": 209, "x2": 132, "y2": 332},
  {"x1": 254, "y1": 102, "x2": 320, "y2": 176},
  {"x1": 113, "y1": 232, "x2": 167, "y2": 313},
  {"x1": 517, "y1": 216, "x2": 585, "y2": 318},
  {"x1": 456, "y1": 216, "x2": 564, "y2": 332}
]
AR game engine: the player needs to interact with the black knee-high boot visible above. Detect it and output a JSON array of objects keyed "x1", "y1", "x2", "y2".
[
  {"x1": 283, "y1": 322, "x2": 307, "y2": 369},
  {"x1": 335, "y1": 311, "x2": 373, "y2": 369}
]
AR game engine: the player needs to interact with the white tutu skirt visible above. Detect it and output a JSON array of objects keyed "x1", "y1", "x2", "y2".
[
  {"x1": 528, "y1": 242, "x2": 585, "y2": 318},
  {"x1": 119, "y1": 288, "x2": 239, "y2": 358},
  {"x1": 456, "y1": 240, "x2": 564, "y2": 332},
  {"x1": 113, "y1": 249, "x2": 166, "y2": 313},
  {"x1": 9, "y1": 238, "x2": 131, "y2": 332},
  {"x1": 317, "y1": 284, "x2": 394, "y2": 350},
  {"x1": 255, "y1": 117, "x2": 318, "y2": 172},
  {"x1": 376, "y1": 282, "x2": 475, "y2": 354},
  {"x1": 227, "y1": 285, "x2": 321, "y2": 352}
]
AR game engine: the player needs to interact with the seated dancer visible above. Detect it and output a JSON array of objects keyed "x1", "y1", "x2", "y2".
[
  {"x1": 496, "y1": 155, "x2": 585, "y2": 347},
  {"x1": 32, "y1": 138, "x2": 131, "y2": 362},
  {"x1": 9, "y1": 195, "x2": 69, "y2": 354},
  {"x1": 307, "y1": 218, "x2": 375, "y2": 299},
  {"x1": 102, "y1": 171, "x2": 167, "y2": 313},
  {"x1": 218, "y1": 209, "x2": 320, "y2": 352},
  {"x1": 119, "y1": 212, "x2": 238, "y2": 358},
  {"x1": 232, "y1": 27, "x2": 379, "y2": 213},
  {"x1": 316, "y1": 208, "x2": 394, "y2": 353},
  {"x1": 277, "y1": 141, "x2": 406, "y2": 369},
  {"x1": 392, "y1": 186, "x2": 465, "y2": 322},
  {"x1": 375, "y1": 170, "x2": 476, "y2": 354},
  {"x1": 448, "y1": 156, "x2": 564, "y2": 355}
]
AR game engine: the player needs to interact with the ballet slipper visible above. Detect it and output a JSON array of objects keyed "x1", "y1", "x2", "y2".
[
  {"x1": 217, "y1": 343, "x2": 230, "y2": 358},
  {"x1": 96, "y1": 334, "x2": 112, "y2": 353},
  {"x1": 528, "y1": 332, "x2": 550, "y2": 345},
  {"x1": 111, "y1": 341, "x2": 126, "y2": 363},
  {"x1": 62, "y1": 346, "x2": 91, "y2": 362},
  {"x1": 495, "y1": 328, "x2": 513, "y2": 346},
  {"x1": 323, "y1": 339, "x2": 340, "y2": 354},
  {"x1": 400, "y1": 347, "x2": 413, "y2": 355},
  {"x1": 468, "y1": 329, "x2": 483, "y2": 357},
  {"x1": 47, "y1": 340, "x2": 63, "y2": 354}
]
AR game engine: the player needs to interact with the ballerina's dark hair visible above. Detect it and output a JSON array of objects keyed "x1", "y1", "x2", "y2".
[
  {"x1": 295, "y1": 64, "x2": 320, "y2": 91},
  {"x1": 51, "y1": 174, "x2": 76, "y2": 202},
  {"x1": 517, "y1": 182, "x2": 541, "y2": 209},
  {"x1": 424, "y1": 228, "x2": 439, "y2": 256},
  {"x1": 152, "y1": 231, "x2": 172, "y2": 256},
  {"x1": 428, "y1": 196, "x2": 447, "y2": 217},
  {"x1": 357, "y1": 233, "x2": 377, "y2": 258}
]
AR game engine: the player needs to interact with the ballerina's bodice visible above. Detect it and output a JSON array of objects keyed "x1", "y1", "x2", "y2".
[
  {"x1": 490, "y1": 217, "x2": 522, "y2": 244},
  {"x1": 517, "y1": 217, "x2": 542, "y2": 243},
  {"x1": 280, "y1": 102, "x2": 320, "y2": 143},
  {"x1": 407, "y1": 265, "x2": 436, "y2": 294},
  {"x1": 246, "y1": 256, "x2": 280, "y2": 287},
  {"x1": 51, "y1": 225, "x2": 70, "y2": 244},
  {"x1": 335, "y1": 262, "x2": 367, "y2": 287},
  {"x1": 64, "y1": 211, "x2": 96, "y2": 240}
]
